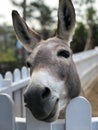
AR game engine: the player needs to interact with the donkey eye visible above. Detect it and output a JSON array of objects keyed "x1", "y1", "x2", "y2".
[
  {"x1": 26, "y1": 61, "x2": 31, "y2": 68},
  {"x1": 57, "y1": 50, "x2": 70, "y2": 58}
]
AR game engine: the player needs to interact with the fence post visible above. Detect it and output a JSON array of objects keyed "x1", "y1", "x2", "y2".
[
  {"x1": 26, "y1": 108, "x2": 52, "y2": 130},
  {"x1": 0, "y1": 94, "x2": 15, "y2": 130},
  {"x1": 66, "y1": 96, "x2": 92, "y2": 130}
]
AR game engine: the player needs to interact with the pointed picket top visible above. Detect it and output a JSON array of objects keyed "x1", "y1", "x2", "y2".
[
  {"x1": 13, "y1": 68, "x2": 21, "y2": 82},
  {"x1": 5, "y1": 71, "x2": 13, "y2": 82},
  {"x1": 0, "y1": 94, "x2": 15, "y2": 130},
  {"x1": 21, "y1": 66, "x2": 28, "y2": 79},
  {"x1": 66, "y1": 96, "x2": 92, "y2": 130}
]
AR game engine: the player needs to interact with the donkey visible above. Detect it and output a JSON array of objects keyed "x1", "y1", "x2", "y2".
[{"x1": 12, "y1": 0, "x2": 81, "y2": 122}]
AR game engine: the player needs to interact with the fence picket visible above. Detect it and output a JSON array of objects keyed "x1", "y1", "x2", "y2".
[
  {"x1": 66, "y1": 96, "x2": 92, "y2": 130},
  {"x1": 21, "y1": 87, "x2": 26, "y2": 117},
  {"x1": 0, "y1": 94, "x2": 15, "y2": 130},
  {"x1": 14, "y1": 90, "x2": 22, "y2": 117},
  {"x1": 14, "y1": 68, "x2": 21, "y2": 82},
  {"x1": 0, "y1": 74, "x2": 3, "y2": 80},
  {"x1": 21, "y1": 66, "x2": 28, "y2": 79},
  {"x1": 27, "y1": 68, "x2": 30, "y2": 77},
  {"x1": 5, "y1": 71, "x2": 13, "y2": 82}
]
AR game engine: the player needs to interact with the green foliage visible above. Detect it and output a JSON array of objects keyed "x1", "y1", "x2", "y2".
[
  {"x1": 74, "y1": 0, "x2": 95, "y2": 6},
  {"x1": 29, "y1": 0, "x2": 55, "y2": 26},
  {"x1": 92, "y1": 24, "x2": 98, "y2": 47},
  {"x1": 0, "y1": 48, "x2": 16, "y2": 62},
  {"x1": 73, "y1": 0, "x2": 98, "y2": 51},
  {"x1": 86, "y1": 7, "x2": 96, "y2": 25},
  {"x1": 0, "y1": 25, "x2": 17, "y2": 62},
  {"x1": 71, "y1": 22, "x2": 87, "y2": 53}
]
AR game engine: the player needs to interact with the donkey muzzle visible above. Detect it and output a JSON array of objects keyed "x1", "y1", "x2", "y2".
[{"x1": 24, "y1": 85, "x2": 59, "y2": 122}]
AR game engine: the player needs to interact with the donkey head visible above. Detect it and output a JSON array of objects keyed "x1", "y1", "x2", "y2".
[{"x1": 12, "y1": 0, "x2": 81, "y2": 122}]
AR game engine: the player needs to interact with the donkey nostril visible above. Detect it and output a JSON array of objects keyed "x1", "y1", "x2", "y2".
[
  {"x1": 56, "y1": 98, "x2": 59, "y2": 103},
  {"x1": 42, "y1": 87, "x2": 51, "y2": 99}
]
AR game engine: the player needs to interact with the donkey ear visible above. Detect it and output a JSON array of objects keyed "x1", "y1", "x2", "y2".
[
  {"x1": 57, "y1": 0, "x2": 76, "y2": 45},
  {"x1": 12, "y1": 10, "x2": 41, "y2": 52}
]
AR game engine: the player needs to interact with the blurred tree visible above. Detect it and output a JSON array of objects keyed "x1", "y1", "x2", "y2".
[
  {"x1": 11, "y1": 0, "x2": 26, "y2": 20},
  {"x1": 10, "y1": 0, "x2": 56, "y2": 39},
  {"x1": 71, "y1": 22, "x2": 87, "y2": 53},
  {"x1": 73, "y1": 0, "x2": 98, "y2": 51},
  {"x1": 92, "y1": 23, "x2": 98, "y2": 48},
  {"x1": 84, "y1": 6, "x2": 96, "y2": 50},
  {"x1": 29, "y1": 0, "x2": 56, "y2": 39},
  {"x1": 0, "y1": 25, "x2": 17, "y2": 62}
]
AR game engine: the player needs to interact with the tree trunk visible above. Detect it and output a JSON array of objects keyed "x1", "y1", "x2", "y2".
[
  {"x1": 84, "y1": 26, "x2": 93, "y2": 51},
  {"x1": 23, "y1": 0, "x2": 26, "y2": 21}
]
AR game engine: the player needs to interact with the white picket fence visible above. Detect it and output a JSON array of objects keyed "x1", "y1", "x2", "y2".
[
  {"x1": 0, "y1": 94, "x2": 98, "y2": 130},
  {"x1": 0, "y1": 49, "x2": 98, "y2": 130},
  {"x1": 0, "y1": 66, "x2": 30, "y2": 117}
]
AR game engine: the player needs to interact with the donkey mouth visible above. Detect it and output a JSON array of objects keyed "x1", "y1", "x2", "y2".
[
  {"x1": 42, "y1": 105, "x2": 58, "y2": 122},
  {"x1": 25, "y1": 101, "x2": 59, "y2": 122}
]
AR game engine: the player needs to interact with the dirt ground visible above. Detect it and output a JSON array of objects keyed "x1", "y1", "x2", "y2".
[{"x1": 85, "y1": 76, "x2": 98, "y2": 117}]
